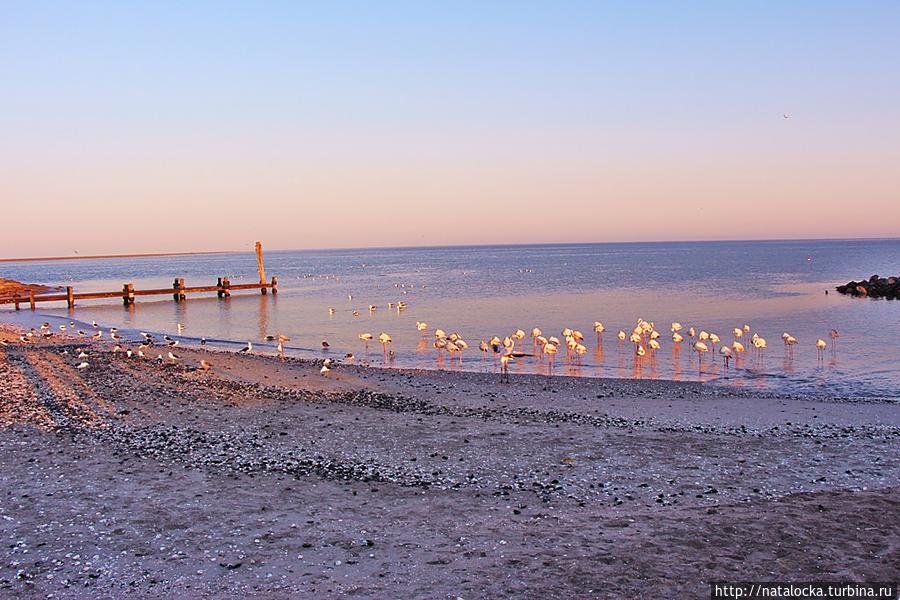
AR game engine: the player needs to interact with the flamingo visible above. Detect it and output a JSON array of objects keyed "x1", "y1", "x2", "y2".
[
  {"x1": 543, "y1": 342, "x2": 558, "y2": 374},
  {"x1": 359, "y1": 333, "x2": 373, "y2": 353},
  {"x1": 378, "y1": 332, "x2": 392, "y2": 361},
  {"x1": 416, "y1": 322, "x2": 428, "y2": 335},
  {"x1": 593, "y1": 322, "x2": 605, "y2": 346},
  {"x1": 693, "y1": 341, "x2": 709, "y2": 370},
  {"x1": 671, "y1": 322, "x2": 682, "y2": 333},
  {"x1": 479, "y1": 340, "x2": 489, "y2": 361},
  {"x1": 531, "y1": 327, "x2": 544, "y2": 350},
  {"x1": 446, "y1": 341, "x2": 460, "y2": 363},
  {"x1": 616, "y1": 330, "x2": 626, "y2": 348},
  {"x1": 672, "y1": 332, "x2": 684, "y2": 344},
  {"x1": 815, "y1": 338, "x2": 827, "y2": 361},
  {"x1": 500, "y1": 353, "x2": 512, "y2": 383},
  {"x1": 752, "y1": 336, "x2": 767, "y2": 360},
  {"x1": 784, "y1": 335, "x2": 797, "y2": 357},
  {"x1": 720, "y1": 345, "x2": 732, "y2": 368},
  {"x1": 830, "y1": 329, "x2": 840, "y2": 352},
  {"x1": 513, "y1": 329, "x2": 526, "y2": 350}
]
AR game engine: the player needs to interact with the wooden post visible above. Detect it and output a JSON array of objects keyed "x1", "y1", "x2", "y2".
[
  {"x1": 222, "y1": 276, "x2": 231, "y2": 298},
  {"x1": 173, "y1": 278, "x2": 185, "y2": 301},
  {"x1": 66, "y1": 286, "x2": 75, "y2": 308},
  {"x1": 13, "y1": 294, "x2": 20, "y2": 311},
  {"x1": 123, "y1": 283, "x2": 135, "y2": 305},
  {"x1": 217, "y1": 277, "x2": 224, "y2": 298},
  {"x1": 255, "y1": 241, "x2": 267, "y2": 295},
  {"x1": 29, "y1": 290, "x2": 36, "y2": 310},
  {"x1": 271, "y1": 276, "x2": 278, "y2": 294}
]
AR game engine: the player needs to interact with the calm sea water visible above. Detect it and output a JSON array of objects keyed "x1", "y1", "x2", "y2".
[{"x1": 3, "y1": 240, "x2": 899, "y2": 398}]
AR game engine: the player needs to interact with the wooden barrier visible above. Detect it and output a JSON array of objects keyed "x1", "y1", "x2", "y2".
[{"x1": 1, "y1": 277, "x2": 277, "y2": 309}]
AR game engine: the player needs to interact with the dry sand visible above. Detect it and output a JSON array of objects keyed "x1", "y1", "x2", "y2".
[{"x1": 1, "y1": 324, "x2": 898, "y2": 598}]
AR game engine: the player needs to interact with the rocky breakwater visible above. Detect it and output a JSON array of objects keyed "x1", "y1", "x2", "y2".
[{"x1": 836, "y1": 274, "x2": 900, "y2": 299}]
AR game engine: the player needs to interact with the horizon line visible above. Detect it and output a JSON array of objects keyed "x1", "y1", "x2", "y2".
[{"x1": 1, "y1": 235, "x2": 898, "y2": 263}]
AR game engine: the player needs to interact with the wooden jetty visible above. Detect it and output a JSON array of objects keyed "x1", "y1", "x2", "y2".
[{"x1": 1, "y1": 242, "x2": 277, "y2": 310}]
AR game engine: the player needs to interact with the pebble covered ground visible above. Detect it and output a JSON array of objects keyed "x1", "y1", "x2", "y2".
[{"x1": 1, "y1": 325, "x2": 898, "y2": 598}]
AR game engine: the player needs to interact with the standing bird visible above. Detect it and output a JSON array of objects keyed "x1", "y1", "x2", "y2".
[
  {"x1": 499, "y1": 354, "x2": 512, "y2": 383},
  {"x1": 693, "y1": 341, "x2": 709, "y2": 370},
  {"x1": 593, "y1": 322, "x2": 605, "y2": 346},
  {"x1": 359, "y1": 333, "x2": 373, "y2": 353},
  {"x1": 239, "y1": 341, "x2": 253, "y2": 353},
  {"x1": 720, "y1": 345, "x2": 732, "y2": 369},
  {"x1": 416, "y1": 322, "x2": 428, "y2": 335},
  {"x1": 815, "y1": 338, "x2": 827, "y2": 361},
  {"x1": 378, "y1": 332, "x2": 392, "y2": 362},
  {"x1": 752, "y1": 336, "x2": 767, "y2": 360},
  {"x1": 543, "y1": 342, "x2": 558, "y2": 374},
  {"x1": 531, "y1": 328, "x2": 543, "y2": 352},
  {"x1": 830, "y1": 329, "x2": 840, "y2": 352},
  {"x1": 321, "y1": 339, "x2": 330, "y2": 350},
  {"x1": 276, "y1": 340, "x2": 285, "y2": 360}
]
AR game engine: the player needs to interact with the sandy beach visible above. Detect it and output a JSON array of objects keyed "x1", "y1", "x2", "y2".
[{"x1": 1, "y1": 323, "x2": 898, "y2": 598}]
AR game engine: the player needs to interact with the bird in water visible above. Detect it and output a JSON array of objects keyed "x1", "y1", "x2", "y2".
[
  {"x1": 378, "y1": 333, "x2": 392, "y2": 361},
  {"x1": 359, "y1": 333, "x2": 373, "y2": 352},
  {"x1": 321, "y1": 339, "x2": 330, "y2": 350},
  {"x1": 815, "y1": 338, "x2": 827, "y2": 361},
  {"x1": 720, "y1": 345, "x2": 732, "y2": 368}
]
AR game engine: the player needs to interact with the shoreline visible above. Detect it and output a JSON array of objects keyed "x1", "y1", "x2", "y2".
[
  {"x1": 3, "y1": 311, "x2": 898, "y2": 404},
  {"x1": 1, "y1": 323, "x2": 898, "y2": 596}
]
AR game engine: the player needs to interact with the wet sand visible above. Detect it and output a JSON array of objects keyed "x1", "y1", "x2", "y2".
[{"x1": 1, "y1": 324, "x2": 898, "y2": 598}]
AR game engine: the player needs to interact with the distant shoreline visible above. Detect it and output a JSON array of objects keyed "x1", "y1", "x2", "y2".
[{"x1": 0, "y1": 251, "x2": 229, "y2": 264}]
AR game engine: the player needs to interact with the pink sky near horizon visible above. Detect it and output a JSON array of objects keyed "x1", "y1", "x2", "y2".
[{"x1": 2, "y1": 3, "x2": 899, "y2": 258}]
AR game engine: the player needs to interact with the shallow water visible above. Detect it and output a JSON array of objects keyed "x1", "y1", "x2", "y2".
[{"x1": 3, "y1": 240, "x2": 899, "y2": 398}]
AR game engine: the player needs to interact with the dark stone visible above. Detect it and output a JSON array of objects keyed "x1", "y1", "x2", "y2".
[{"x1": 835, "y1": 274, "x2": 900, "y2": 299}]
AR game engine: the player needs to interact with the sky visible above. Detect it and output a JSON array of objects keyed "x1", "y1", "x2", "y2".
[{"x1": 2, "y1": 1, "x2": 899, "y2": 257}]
